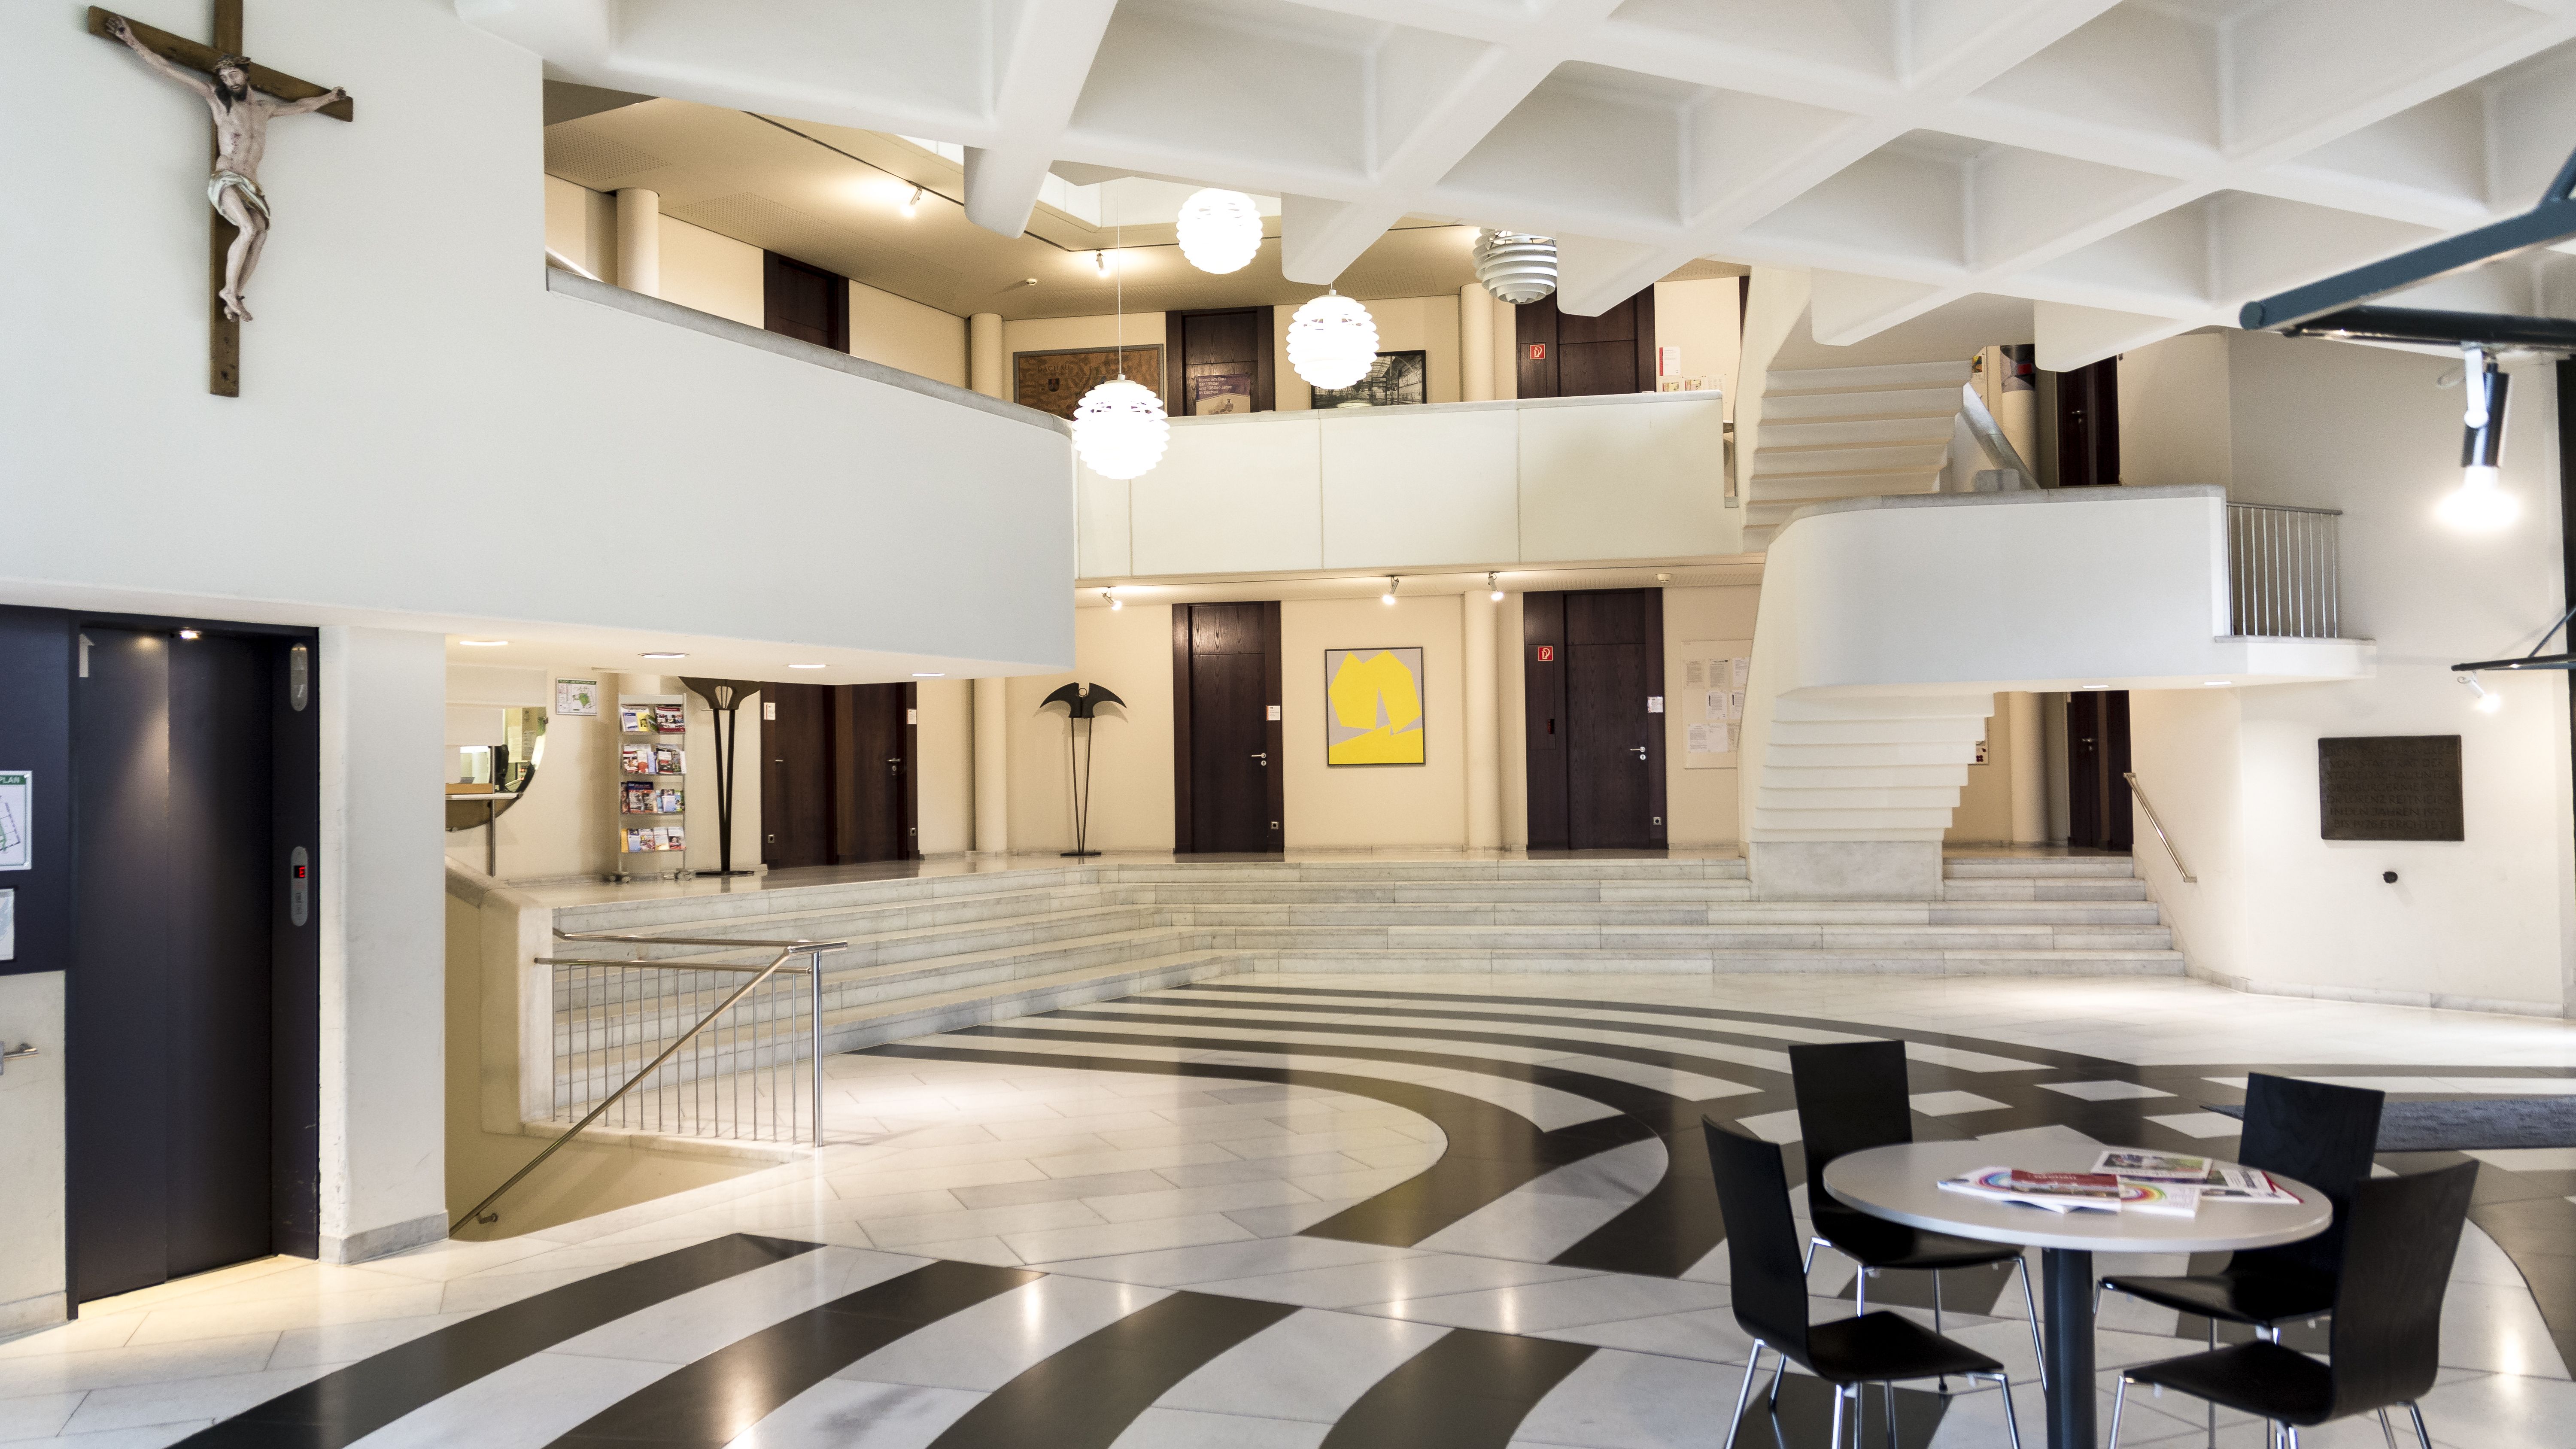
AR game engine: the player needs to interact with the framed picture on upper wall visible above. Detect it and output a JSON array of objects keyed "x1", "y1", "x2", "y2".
[
  {"x1": 1324, "y1": 647, "x2": 1426, "y2": 766},
  {"x1": 1311, "y1": 350, "x2": 1427, "y2": 409},
  {"x1": 1013, "y1": 344, "x2": 1166, "y2": 419}
]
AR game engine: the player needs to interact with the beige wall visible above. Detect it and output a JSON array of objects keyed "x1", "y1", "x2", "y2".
[
  {"x1": 2118, "y1": 331, "x2": 2233, "y2": 487},
  {"x1": 849, "y1": 282, "x2": 969, "y2": 388},
  {"x1": 1946, "y1": 697, "x2": 2018, "y2": 844},
  {"x1": 1653, "y1": 278, "x2": 1741, "y2": 409},
  {"x1": 1662, "y1": 585, "x2": 1760, "y2": 846},
  {"x1": 1281, "y1": 596, "x2": 1468, "y2": 848},
  {"x1": 915, "y1": 678, "x2": 974, "y2": 854}
]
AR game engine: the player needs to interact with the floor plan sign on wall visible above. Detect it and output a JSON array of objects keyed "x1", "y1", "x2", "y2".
[
  {"x1": 1680, "y1": 643, "x2": 1750, "y2": 769},
  {"x1": 0, "y1": 771, "x2": 27, "y2": 870}
]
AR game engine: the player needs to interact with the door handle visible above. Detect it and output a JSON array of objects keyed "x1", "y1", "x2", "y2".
[
  {"x1": 1252, "y1": 752, "x2": 1268, "y2": 767},
  {"x1": 1631, "y1": 746, "x2": 1648, "y2": 760}
]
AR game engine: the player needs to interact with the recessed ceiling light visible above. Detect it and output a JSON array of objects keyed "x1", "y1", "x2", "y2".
[
  {"x1": 176, "y1": 629, "x2": 200, "y2": 640},
  {"x1": 2204, "y1": 680, "x2": 2231, "y2": 687},
  {"x1": 788, "y1": 662, "x2": 825, "y2": 670},
  {"x1": 2078, "y1": 683, "x2": 2107, "y2": 690},
  {"x1": 912, "y1": 672, "x2": 945, "y2": 677},
  {"x1": 459, "y1": 638, "x2": 508, "y2": 647},
  {"x1": 641, "y1": 652, "x2": 687, "y2": 660}
]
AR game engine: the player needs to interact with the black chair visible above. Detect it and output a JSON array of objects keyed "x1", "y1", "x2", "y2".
[
  {"x1": 1789, "y1": 1039, "x2": 2047, "y2": 1385},
  {"x1": 1705, "y1": 1119, "x2": 2024, "y2": 1449},
  {"x1": 2100, "y1": 1073, "x2": 2384, "y2": 1333},
  {"x1": 2107, "y1": 1159, "x2": 2477, "y2": 1449}
]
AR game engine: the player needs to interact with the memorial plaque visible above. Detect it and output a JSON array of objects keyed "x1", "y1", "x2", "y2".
[{"x1": 2318, "y1": 735, "x2": 2463, "y2": 841}]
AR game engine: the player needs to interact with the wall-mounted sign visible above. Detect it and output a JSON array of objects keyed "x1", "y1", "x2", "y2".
[
  {"x1": 2319, "y1": 735, "x2": 2463, "y2": 841},
  {"x1": 1525, "y1": 343, "x2": 1546, "y2": 361},
  {"x1": 1647, "y1": 696, "x2": 1664, "y2": 714},
  {"x1": 1267, "y1": 705, "x2": 1282, "y2": 721},
  {"x1": 1534, "y1": 644, "x2": 1555, "y2": 662},
  {"x1": 555, "y1": 678, "x2": 599, "y2": 717},
  {"x1": 0, "y1": 772, "x2": 28, "y2": 871}
]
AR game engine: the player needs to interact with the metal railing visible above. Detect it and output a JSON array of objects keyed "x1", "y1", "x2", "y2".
[
  {"x1": 2123, "y1": 772, "x2": 2195, "y2": 884},
  {"x1": 453, "y1": 929, "x2": 845, "y2": 1232},
  {"x1": 2227, "y1": 502, "x2": 2342, "y2": 638},
  {"x1": 1959, "y1": 380, "x2": 2038, "y2": 490}
]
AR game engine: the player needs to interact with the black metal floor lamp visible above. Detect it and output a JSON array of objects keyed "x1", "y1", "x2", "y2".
[
  {"x1": 682, "y1": 677, "x2": 762, "y2": 877},
  {"x1": 1041, "y1": 682, "x2": 1124, "y2": 858}
]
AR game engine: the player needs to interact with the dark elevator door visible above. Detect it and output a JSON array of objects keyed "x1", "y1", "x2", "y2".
[
  {"x1": 764, "y1": 681, "x2": 914, "y2": 868},
  {"x1": 762, "y1": 682, "x2": 832, "y2": 869},
  {"x1": 1179, "y1": 603, "x2": 1281, "y2": 853},
  {"x1": 70, "y1": 629, "x2": 287, "y2": 1300}
]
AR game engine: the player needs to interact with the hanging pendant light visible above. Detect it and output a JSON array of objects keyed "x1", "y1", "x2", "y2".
[
  {"x1": 1070, "y1": 222, "x2": 1168, "y2": 479},
  {"x1": 1473, "y1": 228, "x2": 1558, "y2": 304},
  {"x1": 1288, "y1": 290, "x2": 1379, "y2": 389},
  {"x1": 1175, "y1": 188, "x2": 1261, "y2": 274}
]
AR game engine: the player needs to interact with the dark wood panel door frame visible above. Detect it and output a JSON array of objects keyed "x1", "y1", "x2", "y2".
[
  {"x1": 1521, "y1": 589, "x2": 1665, "y2": 851},
  {"x1": 1513, "y1": 289, "x2": 1657, "y2": 399},
  {"x1": 1172, "y1": 601, "x2": 1284, "y2": 853},
  {"x1": 1164, "y1": 306, "x2": 1276, "y2": 414},
  {"x1": 763, "y1": 250, "x2": 849, "y2": 352}
]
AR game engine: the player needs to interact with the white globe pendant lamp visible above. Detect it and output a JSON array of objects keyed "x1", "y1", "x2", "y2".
[
  {"x1": 1175, "y1": 188, "x2": 1261, "y2": 274},
  {"x1": 1072, "y1": 377, "x2": 1168, "y2": 479},
  {"x1": 1473, "y1": 228, "x2": 1558, "y2": 304},
  {"x1": 1069, "y1": 221, "x2": 1169, "y2": 478},
  {"x1": 1287, "y1": 290, "x2": 1379, "y2": 389}
]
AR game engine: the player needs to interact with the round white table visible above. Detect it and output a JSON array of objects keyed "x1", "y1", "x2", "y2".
[{"x1": 1823, "y1": 1140, "x2": 2331, "y2": 1449}]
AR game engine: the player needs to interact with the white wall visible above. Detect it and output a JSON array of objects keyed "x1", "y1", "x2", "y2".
[
  {"x1": 319, "y1": 626, "x2": 451, "y2": 1261},
  {"x1": 12, "y1": 0, "x2": 1074, "y2": 676},
  {"x1": 2125, "y1": 331, "x2": 2575, "y2": 1015},
  {"x1": 1081, "y1": 393, "x2": 1735, "y2": 580}
]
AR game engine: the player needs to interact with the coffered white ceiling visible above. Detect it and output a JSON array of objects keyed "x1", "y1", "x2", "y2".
[{"x1": 462, "y1": 0, "x2": 2576, "y2": 367}]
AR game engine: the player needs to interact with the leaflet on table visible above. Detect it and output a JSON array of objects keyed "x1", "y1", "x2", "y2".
[
  {"x1": 1937, "y1": 1167, "x2": 2198, "y2": 1216},
  {"x1": 2090, "y1": 1151, "x2": 2302, "y2": 1202}
]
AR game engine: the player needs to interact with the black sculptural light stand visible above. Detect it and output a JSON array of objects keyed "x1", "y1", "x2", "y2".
[
  {"x1": 682, "y1": 677, "x2": 762, "y2": 877},
  {"x1": 1042, "y1": 683, "x2": 1124, "y2": 859}
]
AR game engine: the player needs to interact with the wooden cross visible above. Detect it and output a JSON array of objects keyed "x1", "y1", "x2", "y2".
[{"x1": 87, "y1": 3, "x2": 352, "y2": 396}]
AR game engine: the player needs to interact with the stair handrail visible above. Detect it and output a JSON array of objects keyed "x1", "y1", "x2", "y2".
[
  {"x1": 453, "y1": 927, "x2": 848, "y2": 1233},
  {"x1": 2122, "y1": 772, "x2": 2195, "y2": 884},
  {"x1": 1959, "y1": 380, "x2": 2038, "y2": 489}
]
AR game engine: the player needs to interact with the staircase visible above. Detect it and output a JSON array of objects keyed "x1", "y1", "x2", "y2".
[
  {"x1": 1742, "y1": 358, "x2": 1970, "y2": 550},
  {"x1": 535, "y1": 857, "x2": 2179, "y2": 1117}
]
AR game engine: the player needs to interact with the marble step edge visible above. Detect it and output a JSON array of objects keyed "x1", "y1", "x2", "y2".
[
  {"x1": 546, "y1": 901, "x2": 1176, "y2": 974},
  {"x1": 1237, "y1": 948, "x2": 2184, "y2": 975},
  {"x1": 1941, "y1": 858, "x2": 2135, "y2": 878}
]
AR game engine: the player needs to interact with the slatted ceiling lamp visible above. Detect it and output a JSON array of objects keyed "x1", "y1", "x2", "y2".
[
  {"x1": 1175, "y1": 187, "x2": 1261, "y2": 274},
  {"x1": 1288, "y1": 290, "x2": 1379, "y2": 389},
  {"x1": 1473, "y1": 228, "x2": 1557, "y2": 304},
  {"x1": 1071, "y1": 222, "x2": 1169, "y2": 480}
]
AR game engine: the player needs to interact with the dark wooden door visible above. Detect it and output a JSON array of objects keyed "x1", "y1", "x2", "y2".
[
  {"x1": 1524, "y1": 590, "x2": 1666, "y2": 850},
  {"x1": 70, "y1": 626, "x2": 306, "y2": 1301},
  {"x1": 2056, "y1": 356, "x2": 2120, "y2": 486},
  {"x1": 2066, "y1": 690, "x2": 2134, "y2": 851},
  {"x1": 835, "y1": 683, "x2": 915, "y2": 863},
  {"x1": 764, "y1": 252, "x2": 848, "y2": 351},
  {"x1": 1167, "y1": 307, "x2": 1274, "y2": 414},
  {"x1": 1514, "y1": 289, "x2": 1657, "y2": 398},
  {"x1": 762, "y1": 682, "x2": 832, "y2": 868},
  {"x1": 1174, "y1": 602, "x2": 1283, "y2": 852}
]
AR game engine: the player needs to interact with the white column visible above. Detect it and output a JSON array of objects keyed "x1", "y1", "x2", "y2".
[
  {"x1": 1460, "y1": 284, "x2": 1495, "y2": 402},
  {"x1": 973, "y1": 676, "x2": 1010, "y2": 854},
  {"x1": 1463, "y1": 589, "x2": 1501, "y2": 848},
  {"x1": 317, "y1": 625, "x2": 449, "y2": 1262},
  {"x1": 969, "y1": 313, "x2": 1005, "y2": 400},
  {"x1": 2008, "y1": 690, "x2": 2048, "y2": 844},
  {"x1": 614, "y1": 188, "x2": 661, "y2": 299}
]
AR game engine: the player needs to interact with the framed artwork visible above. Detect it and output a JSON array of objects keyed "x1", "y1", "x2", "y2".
[
  {"x1": 1013, "y1": 344, "x2": 1165, "y2": 419},
  {"x1": 1311, "y1": 349, "x2": 1427, "y2": 409},
  {"x1": 1324, "y1": 647, "x2": 1426, "y2": 766}
]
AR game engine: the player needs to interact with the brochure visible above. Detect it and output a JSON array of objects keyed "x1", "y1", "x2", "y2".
[
  {"x1": 1937, "y1": 1166, "x2": 2198, "y2": 1216},
  {"x1": 620, "y1": 745, "x2": 656, "y2": 775},
  {"x1": 653, "y1": 705, "x2": 687, "y2": 732},
  {"x1": 618, "y1": 705, "x2": 648, "y2": 733},
  {"x1": 2093, "y1": 1151, "x2": 2214, "y2": 1182}
]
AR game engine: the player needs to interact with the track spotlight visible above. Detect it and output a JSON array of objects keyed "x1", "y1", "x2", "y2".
[
  {"x1": 2459, "y1": 672, "x2": 2504, "y2": 714},
  {"x1": 2441, "y1": 348, "x2": 2518, "y2": 531},
  {"x1": 1486, "y1": 571, "x2": 1504, "y2": 602},
  {"x1": 1382, "y1": 577, "x2": 1398, "y2": 606},
  {"x1": 1104, "y1": 588, "x2": 1122, "y2": 611}
]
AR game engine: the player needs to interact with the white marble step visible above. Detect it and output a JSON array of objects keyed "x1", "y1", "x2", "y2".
[
  {"x1": 1213, "y1": 922, "x2": 2172, "y2": 952},
  {"x1": 1243, "y1": 946, "x2": 2182, "y2": 975},
  {"x1": 1944, "y1": 857, "x2": 2134, "y2": 877}
]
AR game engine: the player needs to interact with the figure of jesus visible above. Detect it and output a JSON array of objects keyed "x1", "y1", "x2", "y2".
[{"x1": 108, "y1": 16, "x2": 347, "y2": 322}]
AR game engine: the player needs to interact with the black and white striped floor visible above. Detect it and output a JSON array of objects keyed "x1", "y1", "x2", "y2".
[{"x1": 11, "y1": 974, "x2": 2573, "y2": 1447}]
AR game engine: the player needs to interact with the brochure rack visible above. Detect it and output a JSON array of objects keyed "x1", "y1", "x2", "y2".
[{"x1": 612, "y1": 692, "x2": 692, "y2": 882}]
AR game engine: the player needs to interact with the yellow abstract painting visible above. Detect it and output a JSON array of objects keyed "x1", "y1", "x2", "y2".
[{"x1": 1324, "y1": 647, "x2": 1426, "y2": 765}]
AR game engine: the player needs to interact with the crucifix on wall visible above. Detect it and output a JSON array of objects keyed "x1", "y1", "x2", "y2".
[{"x1": 88, "y1": 3, "x2": 352, "y2": 397}]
